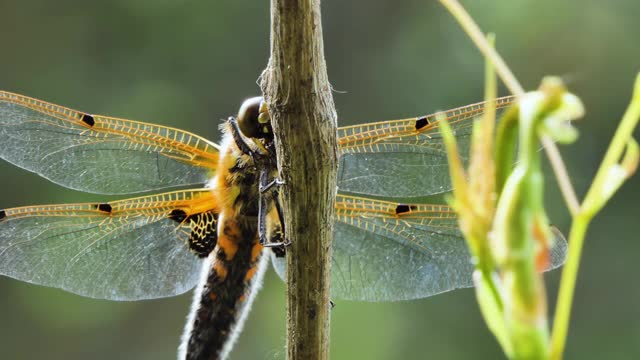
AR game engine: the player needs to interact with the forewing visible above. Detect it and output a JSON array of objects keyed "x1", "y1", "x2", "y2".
[
  {"x1": 337, "y1": 96, "x2": 516, "y2": 198},
  {"x1": 0, "y1": 189, "x2": 217, "y2": 300},
  {"x1": 0, "y1": 91, "x2": 219, "y2": 195}
]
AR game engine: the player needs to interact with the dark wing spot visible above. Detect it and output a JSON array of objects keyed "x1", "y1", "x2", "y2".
[
  {"x1": 395, "y1": 204, "x2": 416, "y2": 214},
  {"x1": 96, "y1": 203, "x2": 112, "y2": 213},
  {"x1": 81, "y1": 114, "x2": 95, "y2": 126},
  {"x1": 168, "y1": 209, "x2": 187, "y2": 223},
  {"x1": 0, "y1": 210, "x2": 6, "y2": 220},
  {"x1": 415, "y1": 116, "x2": 430, "y2": 130}
]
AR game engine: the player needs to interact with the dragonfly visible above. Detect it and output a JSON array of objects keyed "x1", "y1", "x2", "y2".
[{"x1": 0, "y1": 91, "x2": 567, "y2": 359}]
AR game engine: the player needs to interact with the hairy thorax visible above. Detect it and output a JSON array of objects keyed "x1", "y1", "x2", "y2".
[{"x1": 211, "y1": 125, "x2": 277, "y2": 219}]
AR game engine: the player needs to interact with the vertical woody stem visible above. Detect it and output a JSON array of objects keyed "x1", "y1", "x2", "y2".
[{"x1": 260, "y1": 0, "x2": 337, "y2": 359}]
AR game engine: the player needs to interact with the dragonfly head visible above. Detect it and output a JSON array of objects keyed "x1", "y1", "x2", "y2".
[{"x1": 237, "y1": 96, "x2": 273, "y2": 141}]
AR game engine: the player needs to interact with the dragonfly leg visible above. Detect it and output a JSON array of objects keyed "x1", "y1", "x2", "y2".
[
  {"x1": 258, "y1": 170, "x2": 289, "y2": 255},
  {"x1": 270, "y1": 190, "x2": 289, "y2": 258},
  {"x1": 257, "y1": 176, "x2": 269, "y2": 246},
  {"x1": 227, "y1": 116, "x2": 258, "y2": 158},
  {"x1": 259, "y1": 177, "x2": 284, "y2": 193}
]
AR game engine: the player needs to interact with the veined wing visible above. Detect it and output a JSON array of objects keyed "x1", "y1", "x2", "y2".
[
  {"x1": 337, "y1": 96, "x2": 516, "y2": 198},
  {"x1": 273, "y1": 194, "x2": 567, "y2": 302},
  {"x1": 0, "y1": 91, "x2": 219, "y2": 195},
  {"x1": 0, "y1": 189, "x2": 218, "y2": 300}
]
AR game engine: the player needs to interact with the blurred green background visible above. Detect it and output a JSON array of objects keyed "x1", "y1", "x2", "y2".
[{"x1": 0, "y1": 0, "x2": 638, "y2": 359}]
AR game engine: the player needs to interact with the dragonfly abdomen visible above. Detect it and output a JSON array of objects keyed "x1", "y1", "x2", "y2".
[{"x1": 180, "y1": 214, "x2": 265, "y2": 360}]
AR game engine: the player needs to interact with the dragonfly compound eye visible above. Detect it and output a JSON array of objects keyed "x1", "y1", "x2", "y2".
[{"x1": 237, "y1": 96, "x2": 272, "y2": 139}]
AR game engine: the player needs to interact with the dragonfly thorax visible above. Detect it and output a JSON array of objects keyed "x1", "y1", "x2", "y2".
[{"x1": 211, "y1": 109, "x2": 278, "y2": 219}]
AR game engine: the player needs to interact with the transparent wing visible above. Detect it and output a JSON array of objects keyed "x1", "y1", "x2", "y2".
[
  {"x1": 0, "y1": 91, "x2": 219, "y2": 195},
  {"x1": 273, "y1": 194, "x2": 567, "y2": 302},
  {"x1": 337, "y1": 96, "x2": 516, "y2": 198},
  {"x1": 0, "y1": 189, "x2": 217, "y2": 300}
]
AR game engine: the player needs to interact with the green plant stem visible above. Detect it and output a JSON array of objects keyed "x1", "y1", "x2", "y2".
[
  {"x1": 550, "y1": 73, "x2": 640, "y2": 360},
  {"x1": 582, "y1": 74, "x2": 640, "y2": 217},
  {"x1": 440, "y1": 2, "x2": 639, "y2": 359},
  {"x1": 549, "y1": 215, "x2": 589, "y2": 360},
  {"x1": 438, "y1": 0, "x2": 581, "y2": 215}
]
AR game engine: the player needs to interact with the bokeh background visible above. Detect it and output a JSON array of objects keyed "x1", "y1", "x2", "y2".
[{"x1": 0, "y1": 0, "x2": 638, "y2": 359}]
